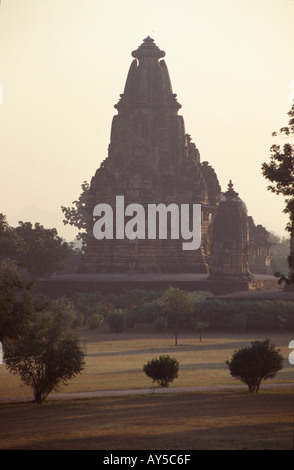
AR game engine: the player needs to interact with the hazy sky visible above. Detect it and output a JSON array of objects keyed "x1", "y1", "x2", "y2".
[{"x1": 1, "y1": 0, "x2": 294, "y2": 242}]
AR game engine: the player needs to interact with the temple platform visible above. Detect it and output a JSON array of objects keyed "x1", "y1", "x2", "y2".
[{"x1": 33, "y1": 272, "x2": 285, "y2": 298}]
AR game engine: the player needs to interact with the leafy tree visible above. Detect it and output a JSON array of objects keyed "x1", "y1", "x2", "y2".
[
  {"x1": 261, "y1": 104, "x2": 294, "y2": 283},
  {"x1": 188, "y1": 290, "x2": 213, "y2": 340},
  {"x1": 57, "y1": 241, "x2": 83, "y2": 274},
  {"x1": 143, "y1": 355, "x2": 179, "y2": 387},
  {"x1": 61, "y1": 181, "x2": 90, "y2": 248},
  {"x1": 0, "y1": 258, "x2": 33, "y2": 343},
  {"x1": 193, "y1": 320, "x2": 210, "y2": 342},
  {"x1": 0, "y1": 213, "x2": 27, "y2": 261},
  {"x1": 159, "y1": 287, "x2": 193, "y2": 345},
  {"x1": 4, "y1": 311, "x2": 86, "y2": 404},
  {"x1": 15, "y1": 221, "x2": 71, "y2": 278},
  {"x1": 269, "y1": 233, "x2": 290, "y2": 275},
  {"x1": 188, "y1": 290, "x2": 214, "y2": 304},
  {"x1": 226, "y1": 339, "x2": 284, "y2": 393}
]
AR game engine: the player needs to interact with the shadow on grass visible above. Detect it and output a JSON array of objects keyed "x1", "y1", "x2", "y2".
[
  {"x1": 0, "y1": 391, "x2": 293, "y2": 450},
  {"x1": 85, "y1": 338, "x2": 254, "y2": 358}
]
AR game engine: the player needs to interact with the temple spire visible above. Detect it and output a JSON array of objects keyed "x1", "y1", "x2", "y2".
[
  {"x1": 132, "y1": 36, "x2": 165, "y2": 61},
  {"x1": 224, "y1": 179, "x2": 239, "y2": 200},
  {"x1": 114, "y1": 36, "x2": 181, "y2": 114}
]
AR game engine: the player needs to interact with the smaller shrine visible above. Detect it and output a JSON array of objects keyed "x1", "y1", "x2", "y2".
[{"x1": 208, "y1": 181, "x2": 253, "y2": 282}]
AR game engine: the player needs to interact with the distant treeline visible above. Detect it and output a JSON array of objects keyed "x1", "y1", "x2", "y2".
[{"x1": 45, "y1": 288, "x2": 294, "y2": 334}]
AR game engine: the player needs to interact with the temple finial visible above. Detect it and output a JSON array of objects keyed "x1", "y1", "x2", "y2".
[
  {"x1": 132, "y1": 36, "x2": 165, "y2": 60},
  {"x1": 224, "y1": 179, "x2": 239, "y2": 200}
]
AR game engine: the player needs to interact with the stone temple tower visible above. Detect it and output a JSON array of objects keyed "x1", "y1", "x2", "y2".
[
  {"x1": 81, "y1": 37, "x2": 222, "y2": 273},
  {"x1": 208, "y1": 181, "x2": 253, "y2": 282}
]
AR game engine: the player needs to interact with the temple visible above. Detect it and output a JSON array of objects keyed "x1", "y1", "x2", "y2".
[
  {"x1": 208, "y1": 181, "x2": 253, "y2": 282},
  {"x1": 80, "y1": 37, "x2": 271, "y2": 277}
]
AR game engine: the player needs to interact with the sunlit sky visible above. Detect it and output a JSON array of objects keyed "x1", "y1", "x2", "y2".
[{"x1": 1, "y1": 0, "x2": 294, "y2": 242}]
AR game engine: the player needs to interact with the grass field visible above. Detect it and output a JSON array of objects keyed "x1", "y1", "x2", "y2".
[
  {"x1": 0, "y1": 326, "x2": 293, "y2": 450},
  {"x1": 0, "y1": 390, "x2": 293, "y2": 450}
]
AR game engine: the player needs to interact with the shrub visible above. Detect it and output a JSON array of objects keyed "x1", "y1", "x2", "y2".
[
  {"x1": 50, "y1": 296, "x2": 83, "y2": 328},
  {"x1": 125, "y1": 308, "x2": 136, "y2": 328},
  {"x1": 143, "y1": 355, "x2": 179, "y2": 387},
  {"x1": 108, "y1": 289, "x2": 162, "y2": 310},
  {"x1": 191, "y1": 299, "x2": 294, "y2": 333},
  {"x1": 153, "y1": 315, "x2": 168, "y2": 332},
  {"x1": 226, "y1": 338, "x2": 284, "y2": 393},
  {"x1": 87, "y1": 313, "x2": 104, "y2": 329},
  {"x1": 138, "y1": 300, "x2": 164, "y2": 324},
  {"x1": 106, "y1": 309, "x2": 128, "y2": 332}
]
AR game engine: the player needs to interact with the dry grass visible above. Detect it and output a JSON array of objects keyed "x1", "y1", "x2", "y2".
[
  {"x1": 1, "y1": 327, "x2": 293, "y2": 398},
  {"x1": 0, "y1": 327, "x2": 293, "y2": 450},
  {"x1": 80, "y1": 329, "x2": 293, "y2": 393}
]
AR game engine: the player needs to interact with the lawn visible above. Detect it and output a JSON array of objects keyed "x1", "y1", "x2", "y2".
[
  {"x1": 0, "y1": 327, "x2": 293, "y2": 399},
  {"x1": 0, "y1": 327, "x2": 293, "y2": 450},
  {"x1": 0, "y1": 391, "x2": 293, "y2": 450}
]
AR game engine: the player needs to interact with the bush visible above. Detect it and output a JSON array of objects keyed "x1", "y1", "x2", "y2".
[
  {"x1": 87, "y1": 313, "x2": 104, "y2": 329},
  {"x1": 226, "y1": 338, "x2": 284, "y2": 393},
  {"x1": 138, "y1": 300, "x2": 164, "y2": 324},
  {"x1": 106, "y1": 309, "x2": 128, "y2": 332},
  {"x1": 153, "y1": 315, "x2": 168, "y2": 332},
  {"x1": 192, "y1": 299, "x2": 294, "y2": 333},
  {"x1": 107, "y1": 289, "x2": 163, "y2": 310},
  {"x1": 50, "y1": 296, "x2": 83, "y2": 328},
  {"x1": 143, "y1": 355, "x2": 179, "y2": 387}
]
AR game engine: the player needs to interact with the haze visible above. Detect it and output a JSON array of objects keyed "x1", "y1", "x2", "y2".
[{"x1": 0, "y1": 0, "x2": 293, "y2": 242}]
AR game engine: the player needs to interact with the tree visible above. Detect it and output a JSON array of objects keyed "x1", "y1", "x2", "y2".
[
  {"x1": 159, "y1": 287, "x2": 193, "y2": 345},
  {"x1": 4, "y1": 311, "x2": 86, "y2": 404},
  {"x1": 0, "y1": 258, "x2": 33, "y2": 343},
  {"x1": 106, "y1": 308, "x2": 128, "y2": 332},
  {"x1": 226, "y1": 339, "x2": 284, "y2": 393},
  {"x1": 269, "y1": 233, "x2": 290, "y2": 275},
  {"x1": 0, "y1": 213, "x2": 27, "y2": 262},
  {"x1": 15, "y1": 221, "x2": 71, "y2": 278},
  {"x1": 261, "y1": 104, "x2": 294, "y2": 283},
  {"x1": 193, "y1": 320, "x2": 210, "y2": 342},
  {"x1": 61, "y1": 181, "x2": 90, "y2": 248},
  {"x1": 143, "y1": 355, "x2": 179, "y2": 387}
]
